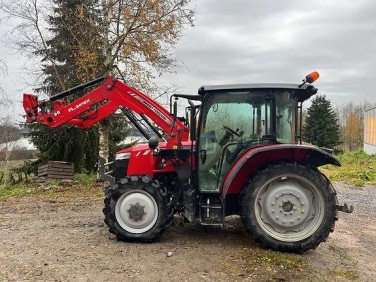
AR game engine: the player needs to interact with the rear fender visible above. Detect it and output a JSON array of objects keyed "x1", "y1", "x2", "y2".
[{"x1": 221, "y1": 144, "x2": 340, "y2": 197}]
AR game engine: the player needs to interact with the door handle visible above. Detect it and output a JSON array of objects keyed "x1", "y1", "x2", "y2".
[{"x1": 200, "y1": 150, "x2": 207, "y2": 164}]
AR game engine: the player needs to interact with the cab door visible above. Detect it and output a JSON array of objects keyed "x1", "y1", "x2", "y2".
[{"x1": 197, "y1": 91, "x2": 272, "y2": 192}]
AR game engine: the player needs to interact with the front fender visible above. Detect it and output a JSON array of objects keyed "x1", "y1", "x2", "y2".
[{"x1": 221, "y1": 144, "x2": 340, "y2": 197}]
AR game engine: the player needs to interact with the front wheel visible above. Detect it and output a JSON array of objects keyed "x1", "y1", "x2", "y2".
[
  {"x1": 103, "y1": 175, "x2": 173, "y2": 242},
  {"x1": 240, "y1": 163, "x2": 338, "y2": 253}
]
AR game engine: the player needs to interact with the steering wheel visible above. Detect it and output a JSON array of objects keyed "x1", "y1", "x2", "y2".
[{"x1": 223, "y1": 125, "x2": 241, "y2": 137}]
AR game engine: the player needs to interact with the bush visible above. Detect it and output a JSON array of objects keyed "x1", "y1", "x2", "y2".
[{"x1": 73, "y1": 173, "x2": 97, "y2": 187}]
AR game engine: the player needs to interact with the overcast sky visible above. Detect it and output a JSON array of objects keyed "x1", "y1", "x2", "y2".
[
  {"x1": 1, "y1": 0, "x2": 376, "y2": 122},
  {"x1": 165, "y1": 0, "x2": 376, "y2": 104}
]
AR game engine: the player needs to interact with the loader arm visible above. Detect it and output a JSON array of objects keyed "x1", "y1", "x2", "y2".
[{"x1": 23, "y1": 76, "x2": 189, "y2": 148}]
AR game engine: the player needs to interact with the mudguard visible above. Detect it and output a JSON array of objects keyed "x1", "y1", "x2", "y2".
[{"x1": 221, "y1": 144, "x2": 341, "y2": 197}]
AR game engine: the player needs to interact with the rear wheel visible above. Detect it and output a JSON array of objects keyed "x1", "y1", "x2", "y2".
[
  {"x1": 103, "y1": 175, "x2": 173, "y2": 242},
  {"x1": 240, "y1": 163, "x2": 337, "y2": 253}
]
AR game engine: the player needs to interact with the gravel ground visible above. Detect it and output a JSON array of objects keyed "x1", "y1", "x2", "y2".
[
  {"x1": 0, "y1": 182, "x2": 375, "y2": 281},
  {"x1": 306, "y1": 183, "x2": 376, "y2": 281}
]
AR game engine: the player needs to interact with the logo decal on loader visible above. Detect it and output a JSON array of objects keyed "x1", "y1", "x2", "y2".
[{"x1": 68, "y1": 99, "x2": 90, "y2": 112}]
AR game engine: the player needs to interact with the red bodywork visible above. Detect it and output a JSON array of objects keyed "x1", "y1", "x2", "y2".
[
  {"x1": 117, "y1": 141, "x2": 195, "y2": 176},
  {"x1": 23, "y1": 76, "x2": 189, "y2": 148}
]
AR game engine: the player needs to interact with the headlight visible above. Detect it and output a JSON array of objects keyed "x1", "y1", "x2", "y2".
[{"x1": 115, "y1": 152, "x2": 131, "y2": 160}]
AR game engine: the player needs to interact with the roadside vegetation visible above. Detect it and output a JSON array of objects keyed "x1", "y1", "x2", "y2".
[
  {"x1": 0, "y1": 170, "x2": 102, "y2": 200},
  {"x1": 321, "y1": 150, "x2": 376, "y2": 186}
]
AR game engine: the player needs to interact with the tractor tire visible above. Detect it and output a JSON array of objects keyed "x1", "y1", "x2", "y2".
[
  {"x1": 103, "y1": 175, "x2": 173, "y2": 242},
  {"x1": 240, "y1": 162, "x2": 338, "y2": 253}
]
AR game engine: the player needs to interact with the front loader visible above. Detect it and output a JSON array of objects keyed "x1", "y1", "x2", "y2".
[{"x1": 23, "y1": 71, "x2": 353, "y2": 253}]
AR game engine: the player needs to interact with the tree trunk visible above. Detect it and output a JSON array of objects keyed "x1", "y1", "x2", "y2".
[
  {"x1": 5, "y1": 141, "x2": 10, "y2": 163},
  {"x1": 4, "y1": 128, "x2": 11, "y2": 163},
  {"x1": 99, "y1": 121, "x2": 110, "y2": 162}
]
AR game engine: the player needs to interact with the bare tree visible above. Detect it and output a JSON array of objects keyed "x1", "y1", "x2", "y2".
[
  {"x1": 1, "y1": 0, "x2": 195, "y2": 161},
  {"x1": 0, "y1": 116, "x2": 20, "y2": 163},
  {"x1": 0, "y1": 58, "x2": 10, "y2": 111}
]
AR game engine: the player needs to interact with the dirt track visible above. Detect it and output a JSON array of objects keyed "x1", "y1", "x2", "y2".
[{"x1": 0, "y1": 183, "x2": 375, "y2": 281}]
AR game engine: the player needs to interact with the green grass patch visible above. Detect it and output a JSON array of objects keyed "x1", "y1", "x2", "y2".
[
  {"x1": 224, "y1": 246, "x2": 309, "y2": 280},
  {"x1": 242, "y1": 247, "x2": 307, "y2": 271},
  {"x1": 0, "y1": 171, "x2": 103, "y2": 200},
  {"x1": 0, "y1": 182, "x2": 29, "y2": 200},
  {"x1": 328, "y1": 270, "x2": 360, "y2": 280},
  {"x1": 73, "y1": 172, "x2": 97, "y2": 187},
  {"x1": 321, "y1": 150, "x2": 376, "y2": 186}
]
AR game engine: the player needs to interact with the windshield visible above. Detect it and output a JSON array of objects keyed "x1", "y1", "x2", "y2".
[{"x1": 201, "y1": 91, "x2": 272, "y2": 142}]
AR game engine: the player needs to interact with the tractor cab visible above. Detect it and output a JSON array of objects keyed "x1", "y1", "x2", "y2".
[{"x1": 194, "y1": 82, "x2": 318, "y2": 193}]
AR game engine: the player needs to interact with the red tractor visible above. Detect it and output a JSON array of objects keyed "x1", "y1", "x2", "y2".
[{"x1": 23, "y1": 71, "x2": 353, "y2": 253}]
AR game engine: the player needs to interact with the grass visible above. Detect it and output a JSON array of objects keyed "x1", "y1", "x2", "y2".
[
  {"x1": 224, "y1": 245, "x2": 310, "y2": 280},
  {"x1": 320, "y1": 150, "x2": 376, "y2": 186},
  {"x1": 328, "y1": 270, "x2": 360, "y2": 281},
  {"x1": 0, "y1": 182, "x2": 29, "y2": 200},
  {"x1": 73, "y1": 172, "x2": 98, "y2": 187},
  {"x1": 0, "y1": 170, "x2": 103, "y2": 201},
  {"x1": 252, "y1": 248, "x2": 307, "y2": 270}
]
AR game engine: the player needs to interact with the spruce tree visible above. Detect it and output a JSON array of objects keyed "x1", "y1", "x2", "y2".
[
  {"x1": 27, "y1": 0, "x2": 105, "y2": 172},
  {"x1": 302, "y1": 95, "x2": 342, "y2": 149}
]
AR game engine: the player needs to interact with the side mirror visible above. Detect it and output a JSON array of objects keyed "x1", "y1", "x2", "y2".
[
  {"x1": 306, "y1": 85, "x2": 318, "y2": 95},
  {"x1": 148, "y1": 137, "x2": 159, "y2": 150}
]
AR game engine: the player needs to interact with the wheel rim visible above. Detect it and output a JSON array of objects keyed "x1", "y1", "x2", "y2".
[
  {"x1": 115, "y1": 190, "x2": 158, "y2": 234},
  {"x1": 255, "y1": 175, "x2": 325, "y2": 242}
]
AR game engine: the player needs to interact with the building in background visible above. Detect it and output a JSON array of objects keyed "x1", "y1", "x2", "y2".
[{"x1": 364, "y1": 107, "x2": 376, "y2": 155}]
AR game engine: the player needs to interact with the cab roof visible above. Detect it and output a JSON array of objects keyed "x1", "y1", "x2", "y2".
[{"x1": 198, "y1": 83, "x2": 318, "y2": 102}]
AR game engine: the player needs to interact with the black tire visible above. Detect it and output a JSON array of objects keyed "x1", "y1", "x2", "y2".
[
  {"x1": 240, "y1": 162, "x2": 338, "y2": 253},
  {"x1": 103, "y1": 175, "x2": 173, "y2": 242}
]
